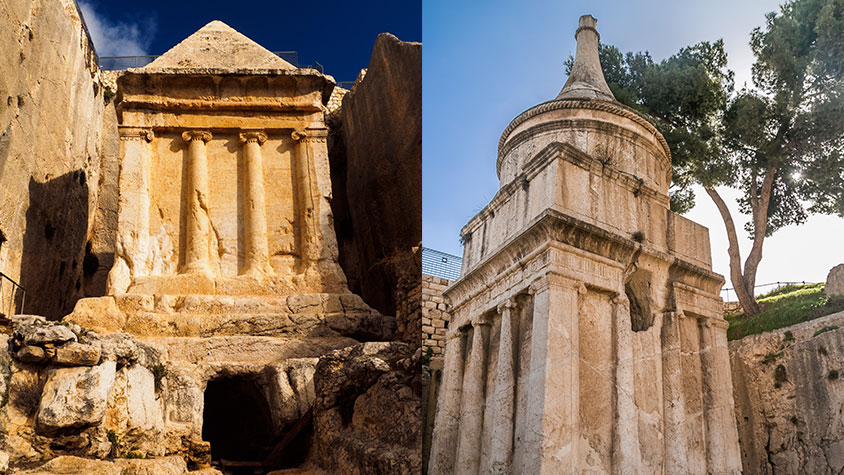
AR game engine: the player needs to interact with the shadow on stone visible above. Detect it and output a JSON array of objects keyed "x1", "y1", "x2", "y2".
[{"x1": 19, "y1": 171, "x2": 89, "y2": 320}]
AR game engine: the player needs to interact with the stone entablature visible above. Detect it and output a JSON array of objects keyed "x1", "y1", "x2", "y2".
[{"x1": 430, "y1": 15, "x2": 741, "y2": 475}]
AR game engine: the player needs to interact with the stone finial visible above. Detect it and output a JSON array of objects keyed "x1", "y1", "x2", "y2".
[{"x1": 556, "y1": 15, "x2": 615, "y2": 102}]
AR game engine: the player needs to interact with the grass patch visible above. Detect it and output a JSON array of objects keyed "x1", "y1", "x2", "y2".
[
  {"x1": 813, "y1": 325, "x2": 839, "y2": 337},
  {"x1": 726, "y1": 283, "x2": 844, "y2": 340}
]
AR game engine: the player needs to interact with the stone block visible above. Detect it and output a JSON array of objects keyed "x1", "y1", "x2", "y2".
[
  {"x1": 37, "y1": 361, "x2": 117, "y2": 432},
  {"x1": 54, "y1": 342, "x2": 101, "y2": 366},
  {"x1": 16, "y1": 346, "x2": 47, "y2": 364}
]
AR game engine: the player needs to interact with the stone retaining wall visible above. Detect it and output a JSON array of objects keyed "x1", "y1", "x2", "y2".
[
  {"x1": 422, "y1": 275, "x2": 451, "y2": 356},
  {"x1": 730, "y1": 310, "x2": 844, "y2": 474}
]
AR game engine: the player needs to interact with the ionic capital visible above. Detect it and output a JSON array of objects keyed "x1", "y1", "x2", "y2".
[
  {"x1": 239, "y1": 131, "x2": 267, "y2": 145},
  {"x1": 471, "y1": 316, "x2": 492, "y2": 328},
  {"x1": 119, "y1": 127, "x2": 154, "y2": 142},
  {"x1": 496, "y1": 298, "x2": 515, "y2": 314},
  {"x1": 182, "y1": 130, "x2": 212, "y2": 143},
  {"x1": 291, "y1": 128, "x2": 327, "y2": 143},
  {"x1": 291, "y1": 129, "x2": 308, "y2": 142}
]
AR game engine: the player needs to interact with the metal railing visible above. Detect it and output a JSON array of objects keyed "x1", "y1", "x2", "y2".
[
  {"x1": 721, "y1": 280, "x2": 817, "y2": 301},
  {"x1": 0, "y1": 271, "x2": 26, "y2": 318},
  {"x1": 422, "y1": 247, "x2": 463, "y2": 282}
]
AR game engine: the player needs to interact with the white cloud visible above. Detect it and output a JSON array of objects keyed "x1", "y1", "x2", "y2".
[{"x1": 79, "y1": 2, "x2": 156, "y2": 57}]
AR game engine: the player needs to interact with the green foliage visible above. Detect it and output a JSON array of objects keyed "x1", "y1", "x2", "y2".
[
  {"x1": 103, "y1": 86, "x2": 116, "y2": 104},
  {"x1": 124, "y1": 451, "x2": 144, "y2": 459},
  {"x1": 784, "y1": 330, "x2": 794, "y2": 341},
  {"x1": 725, "y1": 283, "x2": 844, "y2": 339},
  {"x1": 762, "y1": 352, "x2": 782, "y2": 364},
  {"x1": 596, "y1": 0, "x2": 844, "y2": 236},
  {"x1": 813, "y1": 325, "x2": 840, "y2": 337},
  {"x1": 421, "y1": 347, "x2": 433, "y2": 366}
]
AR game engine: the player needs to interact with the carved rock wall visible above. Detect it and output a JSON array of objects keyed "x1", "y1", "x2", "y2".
[
  {"x1": 330, "y1": 33, "x2": 421, "y2": 319},
  {"x1": 0, "y1": 0, "x2": 113, "y2": 319},
  {"x1": 730, "y1": 311, "x2": 844, "y2": 474}
]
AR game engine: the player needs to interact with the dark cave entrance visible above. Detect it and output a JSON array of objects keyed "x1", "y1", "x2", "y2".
[{"x1": 202, "y1": 375, "x2": 314, "y2": 474}]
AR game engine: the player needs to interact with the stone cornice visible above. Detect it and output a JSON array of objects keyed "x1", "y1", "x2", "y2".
[
  {"x1": 497, "y1": 98, "x2": 671, "y2": 174},
  {"x1": 120, "y1": 69, "x2": 336, "y2": 105},
  {"x1": 447, "y1": 209, "x2": 723, "y2": 309}
]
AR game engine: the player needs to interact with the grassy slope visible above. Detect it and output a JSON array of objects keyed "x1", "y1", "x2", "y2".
[{"x1": 725, "y1": 283, "x2": 844, "y2": 340}]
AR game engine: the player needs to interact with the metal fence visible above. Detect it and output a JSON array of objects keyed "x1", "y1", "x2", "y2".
[
  {"x1": 422, "y1": 247, "x2": 462, "y2": 282},
  {"x1": 0, "y1": 271, "x2": 26, "y2": 318},
  {"x1": 721, "y1": 280, "x2": 818, "y2": 301}
]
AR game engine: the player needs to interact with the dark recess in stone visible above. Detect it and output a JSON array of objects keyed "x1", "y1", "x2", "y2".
[
  {"x1": 203, "y1": 375, "x2": 312, "y2": 472},
  {"x1": 19, "y1": 171, "x2": 89, "y2": 319}
]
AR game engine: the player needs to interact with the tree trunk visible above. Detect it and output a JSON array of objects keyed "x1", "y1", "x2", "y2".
[
  {"x1": 742, "y1": 167, "x2": 776, "y2": 292},
  {"x1": 704, "y1": 186, "x2": 762, "y2": 316}
]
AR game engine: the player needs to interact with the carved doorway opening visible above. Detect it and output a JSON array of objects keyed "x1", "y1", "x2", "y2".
[
  {"x1": 202, "y1": 374, "x2": 314, "y2": 474},
  {"x1": 202, "y1": 375, "x2": 274, "y2": 473}
]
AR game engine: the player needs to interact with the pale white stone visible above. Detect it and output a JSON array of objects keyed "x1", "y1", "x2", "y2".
[{"x1": 37, "y1": 361, "x2": 117, "y2": 431}]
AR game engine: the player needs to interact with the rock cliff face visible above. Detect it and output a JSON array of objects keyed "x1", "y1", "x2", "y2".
[
  {"x1": 329, "y1": 33, "x2": 422, "y2": 328},
  {"x1": 730, "y1": 311, "x2": 844, "y2": 474},
  {"x1": 0, "y1": 0, "x2": 115, "y2": 319}
]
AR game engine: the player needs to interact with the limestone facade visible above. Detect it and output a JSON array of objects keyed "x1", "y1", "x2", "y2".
[{"x1": 429, "y1": 15, "x2": 742, "y2": 474}]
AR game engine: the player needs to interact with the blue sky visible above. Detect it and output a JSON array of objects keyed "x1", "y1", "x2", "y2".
[
  {"x1": 423, "y1": 0, "x2": 844, "y2": 292},
  {"x1": 79, "y1": 0, "x2": 421, "y2": 83}
]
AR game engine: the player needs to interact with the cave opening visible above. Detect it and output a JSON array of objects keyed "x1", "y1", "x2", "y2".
[{"x1": 202, "y1": 375, "x2": 313, "y2": 474}]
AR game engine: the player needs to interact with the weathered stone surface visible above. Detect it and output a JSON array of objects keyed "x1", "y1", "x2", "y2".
[
  {"x1": 0, "y1": 450, "x2": 8, "y2": 474},
  {"x1": 53, "y1": 342, "x2": 101, "y2": 366},
  {"x1": 37, "y1": 361, "x2": 117, "y2": 432},
  {"x1": 16, "y1": 345, "x2": 47, "y2": 363},
  {"x1": 19, "y1": 325, "x2": 76, "y2": 346},
  {"x1": 16, "y1": 455, "x2": 190, "y2": 475},
  {"x1": 144, "y1": 21, "x2": 295, "y2": 71},
  {"x1": 16, "y1": 456, "x2": 123, "y2": 475},
  {"x1": 825, "y1": 263, "x2": 844, "y2": 297},
  {"x1": 730, "y1": 310, "x2": 844, "y2": 474},
  {"x1": 0, "y1": 0, "x2": 110, "y2": 320},
  {"x1": 331, "y1": 33, "x2": 421, "y2": 323},
  {"x1": 103, "y1": 19, "x2": 345, "y2": 298},
  {"x1": 430, "y1": 14, "x2": 740, "y2": 475},
  {"x1": 267, "y1": 358, "x2": 319, "y2": 424},
  {"x1": 313, "y1": 342, "x2": 421, "y2": 474},
  {"x1": 63, "y1": 297, "x2": 126, "y2": 334}
]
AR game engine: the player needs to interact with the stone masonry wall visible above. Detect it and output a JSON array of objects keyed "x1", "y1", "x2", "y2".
[
  {"x1": 730, "y1": 310, "x2": 844, "y2": 474},
  {"x1": 422, "y1": 275, "x2": 451, "y2": 356},
  {"x1": 0, "y1": 0, "x2": 113, "y2": 319}
]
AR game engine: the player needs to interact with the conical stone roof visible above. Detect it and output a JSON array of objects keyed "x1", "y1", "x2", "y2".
[
  {"x1": 556, "y1": 15, "x2": 615, "y2": 101},
  {"x1": 143, "y1": 20, "x2": 295, "y2": 71}
]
